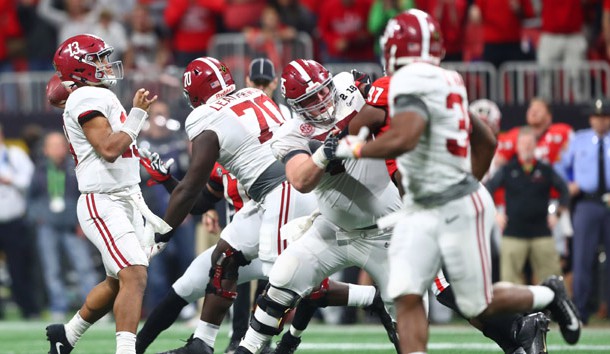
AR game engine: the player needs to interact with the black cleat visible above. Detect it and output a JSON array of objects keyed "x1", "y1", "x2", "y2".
[
  {"x1": 157, "y1": 335, "x2": 213, "y2": 354},
  {"x1": 541, "y1": 275, "x2": 582, "y2": 344},
  {"x1": 274, "y1": 331, "x2": 302, "y2": 354},
  {"x1": 46, "y1": 324, "x2": 74, "y2": 354},
  {"x1": 364, "y1": 290, "x2": 401, "y2": 354},
  {"x1": 514, "y1": 312, "x2": 550, "y2": 354}
]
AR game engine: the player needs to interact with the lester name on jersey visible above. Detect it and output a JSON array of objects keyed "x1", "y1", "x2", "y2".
[
  {"x1": 184, "y1": 87, "x2": 285, "y2": 202},
  {"x1": 63, "y1": 86, "x2": 140, "y2": 193},
  {"x1": 271, "y1": 72, "x2": 402, "y2": 230},
  {"x1": 389, "y1": 62, "x2": 479, "y2": 205}
]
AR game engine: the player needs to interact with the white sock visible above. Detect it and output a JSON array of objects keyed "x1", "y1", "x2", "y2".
[
  {"x1": 64, "y1": 311, "x2": 92, "y2": 347},
  {"x1": 528, "y1": 285, "x2": 555, "y2": 310},
  {"x1": 194, "y1": 320, "x2": 219, "y2": 348},
  {"x1": 289, "y1": 325, "x2": 303, "y2": 338},
  {"x1": 116, "y1": 331, "x2": 136, "y2": 354},
  {"x1": 347, "y1": 284, "x2": 377, "y2": 307}
]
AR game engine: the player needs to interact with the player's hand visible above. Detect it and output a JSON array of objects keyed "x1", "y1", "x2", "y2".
[
  {"x1": 139, "y1": 148, "x2": 174, "y2": 186},
  {"x1": 155, "y1": 229, "x2": 175, "y2": 243},
  {"x1": 133, "y1": 88, "x2": 158, "y2": 111},
  {"x1": 351, "y1": 69, "x2": 371, "y2": 87},
  {"x1": 322, "y1": 132, "x2": 339, "y2": 160},
  {"x1": 335, "y1": 127, "x2": 370, "y2": 159}
]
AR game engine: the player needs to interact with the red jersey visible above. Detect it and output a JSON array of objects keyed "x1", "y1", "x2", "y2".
[
  {"x1": 209, "y1": 162, "x2": 249, "y2": 212},
  {"x1": 475, "y1": 0, "x2": 534, "y2": 43},
  {"x1": 540, "y1": 0, "x2": 583, "y2": 34},
  {"x1": 496, "y1": 123, "x2": 573, "y2": 164},
  {"x1": 366, "y1": 76, "x2": 397, "y2": 178}
]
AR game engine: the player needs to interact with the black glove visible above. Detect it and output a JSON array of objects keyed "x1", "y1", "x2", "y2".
[
  {"x1": 351, "y1": 69, "x2": 371, "y2": 87},
  {"x1": 322, "y1": 132, "x2": 339, "y2": 160},
  {"x1": 155, "y1": 229, "x2": 175, "y2": 243}
]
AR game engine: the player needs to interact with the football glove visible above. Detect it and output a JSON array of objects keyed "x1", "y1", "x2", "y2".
[
  {"x1": 139, "y1": 148, "x2": 174, "y2": 186},
  {"x1": 351, "y1": 69, "x2": 371, "y2": 87},
  {"x1": 335, "y1": 127, "x2": 370, "y2": 159},
  {"x1": 311, "y1": 132, "x2": 339, "y2": 169}
]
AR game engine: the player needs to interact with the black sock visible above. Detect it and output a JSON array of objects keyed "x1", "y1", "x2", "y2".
[
  {"x1": 136, "y1": 288, "x2": 188, "y2": 354},
  {"x1": 436, "y1": 286, "x2": 520, "y2": 353},
  {"x1": 291, "y1": 299, "x2": 319, "y2": 332}
]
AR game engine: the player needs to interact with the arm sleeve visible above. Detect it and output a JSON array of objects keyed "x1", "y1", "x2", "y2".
[
  {"x1": 392, "y1": 94, "x2": 430, "y2": 121},
  {"x1": 554, "y1": 139, "x2": 575, "y2": 182},
  {"x1": 270, "y1": 121, "x2": 312, "y2": 162}
]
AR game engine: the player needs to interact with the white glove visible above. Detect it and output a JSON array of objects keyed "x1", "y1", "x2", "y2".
[
  {"x1": 335, "y1": 127, "x2": 370, "y2": 159},
  {"x1": 141, "y1": 221, "x2": 167, "y2": 261}
]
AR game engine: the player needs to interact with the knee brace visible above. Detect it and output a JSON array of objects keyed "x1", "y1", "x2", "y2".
[
  {"x1": 205, "y1": 246, "x2": 250, "y2": 300},
  {"x1": 250, "y1": 285, "x2": 300, "y2": 336}
]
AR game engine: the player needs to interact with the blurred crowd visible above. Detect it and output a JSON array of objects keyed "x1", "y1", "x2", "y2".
[{"x1": 2, "y1": 0, "x2": 610, "y2": 75}]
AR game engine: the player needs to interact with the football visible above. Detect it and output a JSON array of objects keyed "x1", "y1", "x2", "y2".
[{"x1": 46, "y1": 74, "x2": 75, "y2": 108}]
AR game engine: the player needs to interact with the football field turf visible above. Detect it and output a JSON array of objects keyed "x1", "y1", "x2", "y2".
[{"x1": 1, "y1": 321, "x2": 609, "y2": 353}]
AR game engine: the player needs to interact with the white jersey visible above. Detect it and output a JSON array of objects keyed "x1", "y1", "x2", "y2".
[
  {"x1": 185, "y1": 88, "x2": 286, "y2": 195},
  {"x1": 389, "y1": 62, "x2": 474, "y2": 204},
  {"x1": 63, "y1": 86, "x2": 140, "y2": 193},
  {"x1": 272, "y1": 72, "x2": 402, "y2": 230}
]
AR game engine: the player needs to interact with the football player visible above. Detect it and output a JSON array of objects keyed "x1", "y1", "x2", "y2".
[
  {"x1": 335, "y1": 9, "x2": 581, "y2": 354},
  {"x1": 233, "y1": 58, "x2": 404, "y2": 354},
  {"x1": 45, "y1": 34, "x2": 159, "y2": 354}
]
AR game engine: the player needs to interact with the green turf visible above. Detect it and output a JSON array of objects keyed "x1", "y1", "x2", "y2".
[{"x1": 0, "y1": 321, "x2": 608, "y2": 353}]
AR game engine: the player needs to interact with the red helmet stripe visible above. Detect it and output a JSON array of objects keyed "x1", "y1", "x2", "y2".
[{"x1": 196, "y1": 57, "x2": 227, "y2": 90}]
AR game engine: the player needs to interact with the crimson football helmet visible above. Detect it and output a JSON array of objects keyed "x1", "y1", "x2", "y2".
[
  {"x1": 380, "y1": 9, "x2": 444, "y2": 74},
  {"x1": 182, "y1": 57, "x2": 236, "y2": 108},
  {"x1": 53, "y1": 34, "x2": 123, "y2": 87},
  {"x1": 469, "y1": 99, "x2": 502, "y2": 135},
  {"x1": 280, "y1": 59, "x2": 336, "y2": 126}
]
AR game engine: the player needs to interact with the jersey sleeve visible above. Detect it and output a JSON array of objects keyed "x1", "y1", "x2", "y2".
[
  {"x1": 65, "y1": 87, "x2": 111, "y2": 125},
  {"x1": 184, "y1": 106, "x2": 218, "y2": 142},
  {"x1": 270, "y1": 119, "x2": 313, "y2": 162},
  {"x1": 495, "y1": 128, "x2": 519, "y2": 161},
  {"x1": 366, "y1": 76, "x2": 390, "y2": 108}
]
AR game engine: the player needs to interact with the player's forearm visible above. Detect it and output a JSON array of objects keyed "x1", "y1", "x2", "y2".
[
  {"x1": 286, "y1": 155, "x2": 325, "y2": 193},
  {"x1": 163, "y1": 182, "x2": 201, "y2": 228},
  {"x1": 97, "y1": 132, "x2": 134, "y2": 162}
]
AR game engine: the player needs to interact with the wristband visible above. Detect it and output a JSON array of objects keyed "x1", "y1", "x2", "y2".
[
  {"x1": 311, "y1": 147, "x2": 330, "y2": 169},
  {"x1": 120, "y1": 108, "x2": 148, "y2": 141},
  {"x1": 354, "y1": 143, "x2": 364, "y2": 159}
]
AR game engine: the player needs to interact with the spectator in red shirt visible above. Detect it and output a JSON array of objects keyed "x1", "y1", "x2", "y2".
[
  {"x1": 164, "y1": 0, "x2": 224, "y2": 67},
  {"x1": 537, "y1": 0, "x2": 586, "y2": 102},
  {"x1": 469, "y1": 0, "x2": 534, "y2": 68},
  {"x1": 417, "y1": 0, "x2": 470, "y2": 62},
  {"x1": 0, "y1": 0, "x2": 23, "y2": 72},
  {"x1": 318, "y1": 0, "x2": 375, "y2": 62},
  {"x1": 223, "y1": 0, "x2": 267, "y2": 32},
  {"x1": 602, "y1": 0, "x2": 610, "y2": 59}
]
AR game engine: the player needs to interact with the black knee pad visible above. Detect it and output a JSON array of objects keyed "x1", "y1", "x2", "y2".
[{"x1": 250, "y1": 287, "x2": 300, "y2": 336}]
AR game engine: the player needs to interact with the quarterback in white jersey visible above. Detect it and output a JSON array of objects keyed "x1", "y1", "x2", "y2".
[
  {"x1": 234, "y1": 59, "x2": 402, "y2": 354},
  {"x1": 46, "y1": 34, "x2": 159, "y2": 354},
  {"x1": 154, "y1": 57, "x2": 318, "y2": 354}
]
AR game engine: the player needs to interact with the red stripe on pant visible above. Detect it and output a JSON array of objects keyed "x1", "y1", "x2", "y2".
[{"x1": 86, "y1": 194, "x2": 131, "y2": 268}]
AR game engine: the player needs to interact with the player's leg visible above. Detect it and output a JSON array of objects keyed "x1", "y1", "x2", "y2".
[
  {"x1": 158, "y1": 202, "x2": 263, "y2": 354},
  {"x1": 115, "y1": 264, "x2": 148, "y2": 354},
  {"x1": 137, "y1": 245, "x2": 214, "y2": 353},
  {"x1": 388, "y1": 209, "x2": 442, "y2": 354},
  {"x1": 238, "y1": 217, "x2": 345, "y2": 354}
]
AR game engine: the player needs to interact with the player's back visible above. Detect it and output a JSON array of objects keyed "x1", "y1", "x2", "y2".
[
  {"x1": 63, "y1": 86, "x2": 140, "y2": 194},
  {"x1": 185, "y1": 87, "x2": 286, "y2": 200},
  {"x1": 389, "y1": 62, "x2": 477, "y2": 205}
]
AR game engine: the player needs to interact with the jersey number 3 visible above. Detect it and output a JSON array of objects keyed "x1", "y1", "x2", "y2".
[{"x1": 445, "y1": 93, "x2": 470, "y2": 158}]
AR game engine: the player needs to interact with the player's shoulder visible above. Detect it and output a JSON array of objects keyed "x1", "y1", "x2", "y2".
[
  {"x1": 65, "y1": 86, "x2": 112, "y2": 107},
  {"x1": 184, "y1": 104, "x2": 220, "y2": 139}
]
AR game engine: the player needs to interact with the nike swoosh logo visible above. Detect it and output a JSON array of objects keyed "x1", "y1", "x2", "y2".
[
  {"x1": 445, "y1": 215, "x2": 459, "y2": 224},
  {"x1": 55, "y1": 342, "x2": 64, "y2": 353},
  {"x1": 565, "y1": 305, "x2": 580, "y2": 331}
]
